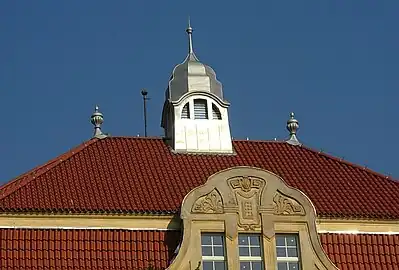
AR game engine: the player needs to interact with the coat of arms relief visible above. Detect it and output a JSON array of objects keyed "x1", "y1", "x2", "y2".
[{"x1": 227, "y1": 176, "x2": 266, "y2": 230}]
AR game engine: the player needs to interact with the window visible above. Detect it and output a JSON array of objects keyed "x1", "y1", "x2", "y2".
[
  {"x1": 181, "y1": 103, "x2": 190, "y2": 119},
  {"x1": 212, "y1": 104, "x2": 222, "y2": 120},
  {"x1": 238, "y1": 234, "x2": 264, "y2": 270},
  {"x1": 276, "y1": 235, "x2": 300, "y2": 270},
  {"x1": 194, "y1": 99, "x2": 208, "y2": 119},
  {"x1": 201, "y1": 233, "x2": 226, "y2": 270}
]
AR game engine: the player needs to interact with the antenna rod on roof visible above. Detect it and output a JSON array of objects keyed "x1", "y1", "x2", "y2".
[{"x1": 141, "y1": 89, "x2": 149, "y2": 137}]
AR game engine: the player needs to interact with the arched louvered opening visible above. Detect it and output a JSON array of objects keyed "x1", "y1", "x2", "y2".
[
  {"x1": 194, "y1": 99, "x2": 208, "y2": 119},
  {"x1": 181, "y1": 103, "x2": 190, "y2": 119},
  {"x1": 212, "y1": 104, "x2": 222, "y2": 120}
]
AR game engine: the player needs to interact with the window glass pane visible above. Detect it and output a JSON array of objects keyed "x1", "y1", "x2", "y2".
[
  {"x1": 276, "y1": 235, "x2": 300, "y2": 270},
  {"x1": 213, "y1": 235, "x2": 223, "y2": 245},
  {"x1": 287, "y1": 247, "x2": 298, "y2": 257},
  {"x1": 214, "y1": 246, "x2": 224, "y2": 256},
  {"x1": 239, "y1": 234, "x2": 264, "y2": 270},
  {"x1": 202, "y1": 246, "x2": 212, "y2": 256},
  {"x1": 240, "y1": 261, "x2": 250, "y2": 270},
  {"x1": 277, "y1": 262, "x2": 288, "y2": 270},
  {"x1": 201, "y1": 235, "x2": 212, "y2": 245},
  {"x1": 252, "y1": 261, "x2": 263, "y2": 270},
  {"x1": 286, "y1": 236, "x2": 297, "y2": 247},
  {"x1": 276, "y1": 235, "x2": 286, "y2": 246},
  {"x1": 214, "y1": 261, "x2": 226, "y2": 270},
  {"x1": 276, "y1": 247, "x2": 286, "y2": 257},
  {"x1": 250, "y1": 247, "x2": 261, "y2": 256},
  {"x1": 238, "y1": 235, "x2": 249, "y2": 245},
  {"x1": 203, "y1": 261, "x2": 214, "y2": 270},
  {"x1": 239, "y1": 246, "x2": 250, "y2": 256},
  {"x1": 289, "y1": 262, "x2": 300, "y2": 270},
  {"x1": 250, "y1": 235, "x2": 260, "y2": 246},
  {"x1": 201, "y1": 233, "x2": 226, "y2": 269}
]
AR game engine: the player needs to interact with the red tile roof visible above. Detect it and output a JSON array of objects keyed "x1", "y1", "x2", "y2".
[
  {"x1": 320, "y1": 233, "x2": 399, "y2": 270},
  {"x1": 1, "y1": 228, "x2": 398, "y2": 269},
  {"x1": 0, "y1": 228, "x2": 180, "y2": 270},
  {"x1": 0, "y1": 137, "x2": 398, "y2": 219}
]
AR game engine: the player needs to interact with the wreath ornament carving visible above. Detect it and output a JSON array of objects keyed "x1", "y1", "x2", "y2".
[
  {"x1": 192, "y1": 189, "x2": 223, "y2": 214},
  {"x1": 273, "y1": 191, "x2": 305, "y2": 215}
]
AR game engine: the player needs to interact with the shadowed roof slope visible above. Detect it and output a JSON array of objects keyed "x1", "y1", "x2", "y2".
[
  {"x1": 0, "y1": 137, "x2": 398, "y2": 219},
  {"x1": 0, "y1": 228, "x2": 180, "y2": 270}
]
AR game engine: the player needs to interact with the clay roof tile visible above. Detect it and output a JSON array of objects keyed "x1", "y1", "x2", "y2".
[{"x1": 1, "y1": 137, "x2": 398, "y2": 219}]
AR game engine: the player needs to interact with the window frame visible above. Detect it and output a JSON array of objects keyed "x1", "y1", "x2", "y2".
[
  {"x1": 238, "y1": 233, "x2": 264, "y2": 270},
  {"x1": 181, "y1": 102, "x2": 190, "y2": 119},
  {"x1": 201, "y1": 233, "x2": 227, "y2": 270},
  {"x1": 275, "y1": 234, "x2": 301, "y2": 270},
  {"x1": 193, "y1": 99, "x2": 209, "y2": 120},
  {"x1": 211, "y1": 103, "x2": 222, "y2": 120}
]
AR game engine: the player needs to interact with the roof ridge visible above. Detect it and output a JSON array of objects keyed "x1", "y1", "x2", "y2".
[
  {"x1": 107, "y1": 136, "x2": 164, "y2": 140},
  {"x1": 233, "y1": 139, "x2": 285, "y2": 143},
  {"x1": 298, "y1": 144, "x2": 398, "y2": 182},
  {"x1": 0, "y1": 138, "x2": 99, "y2": 201},
  {"x1": 96, "y1": 136, "x2": 287, "y2": 143}
]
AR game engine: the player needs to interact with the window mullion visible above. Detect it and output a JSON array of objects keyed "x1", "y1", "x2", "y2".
[
  {"x1": 238, "y1": 234, "x2": 264, "y2": 270},
  {"x1": 189, "y1": 100, "x2": 194, "y2": 119},
  {"x1": 275, "y1": 234, "x2": 301, "y2": 270},
  {"x1": 201, "y1": 233, "x2": 227, "y2": 270}
]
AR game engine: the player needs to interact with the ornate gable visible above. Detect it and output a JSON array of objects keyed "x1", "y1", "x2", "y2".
[{"x1": 170, "y1": 166, "x2": 338, "y2": 269}]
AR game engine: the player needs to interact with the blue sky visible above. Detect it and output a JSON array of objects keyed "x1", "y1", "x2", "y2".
[{"x1": 0, "y1": 1, "x2": 398, "y2": 183}]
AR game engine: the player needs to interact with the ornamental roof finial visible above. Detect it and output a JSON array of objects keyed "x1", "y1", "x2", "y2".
[
  {"x1": 90, "y1": 105, "x2": 106, "y2": 139},
  {"x1": 286, "y1": 112, "x2": 301, "y2": 145},
  {"x1": 186, "y1": 17, "x2": 194, "y2": 54},
  {"x1": 185, "y1": 17, "x2": 198, "y2": 61}
]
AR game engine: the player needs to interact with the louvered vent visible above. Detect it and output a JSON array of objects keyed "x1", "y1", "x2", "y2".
[
  {"x1": 212, "y1": 104, "x2": 222, "y2": 120},
  {"x1": 181, "y1": 103, "x2": 190, "y2": 119},
  {"x1": 194, "y1": 99, "x2": 208, "y2": 119}
]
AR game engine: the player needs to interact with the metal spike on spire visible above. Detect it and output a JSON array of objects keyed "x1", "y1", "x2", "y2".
[
  {"x1": 90, "y1": 105, "x2": 107, "y2": 139},
  {"x1": 286, "y1": 112, "x2": 301, "y2": 145},
  {"x1": 186, "y1": 17, "x2": 198, "y2": 61},
  {"x1": 186, "y1": 16, "x2": 194, "y2": 54}
]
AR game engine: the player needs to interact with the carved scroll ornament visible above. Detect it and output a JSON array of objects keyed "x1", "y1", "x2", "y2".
[
  {"x1": 273, "y1": 191, "x2": 305, "y2": 215},
  {"x1": 192, "y1": 189, "x2": 223, "y2": 214}
]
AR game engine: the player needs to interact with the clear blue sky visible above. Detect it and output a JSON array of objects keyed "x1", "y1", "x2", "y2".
[{"x1": 0, "y1": 1, "x2": 398, "y2": 183}]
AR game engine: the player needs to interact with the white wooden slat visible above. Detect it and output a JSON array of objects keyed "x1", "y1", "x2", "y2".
[{"x1": 194, "y1": 99, "x2": 208, "y2": 119}]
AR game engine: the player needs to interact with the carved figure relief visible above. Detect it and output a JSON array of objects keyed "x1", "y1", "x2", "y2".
[
  {"x1": 228, "y1": 176, "x2": 266, "y2": 230},
  {"x1": 273, "y1": 191, "x2": 305, "y2": 215},
  {"x1": 192, "y1": 189, "x2": 223, "y2": 214}
]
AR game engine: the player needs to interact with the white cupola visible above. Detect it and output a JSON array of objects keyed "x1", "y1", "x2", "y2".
[{"x1": 161, "y1": 22, "x2": 233, "y2": 153}]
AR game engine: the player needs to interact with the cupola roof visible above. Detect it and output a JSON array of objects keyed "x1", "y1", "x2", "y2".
[{"x1": 165, "y1": 21, "x2": 224, "y2": 103}]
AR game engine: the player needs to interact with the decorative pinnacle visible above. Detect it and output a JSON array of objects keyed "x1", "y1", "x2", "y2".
[
  {"x1": 90, "y1": 105, "x2": 105, "y2": 138},
  {"x1": 286, "y1": 112, "x2": 301, "y2": 145},
  {"x1": 186, "y1": 17, "x2": 194, "y2": 55}
]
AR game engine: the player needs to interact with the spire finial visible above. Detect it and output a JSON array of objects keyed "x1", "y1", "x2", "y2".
[
  {"x1": 90, "y1": 105, "x2": 106, "y2": 139},
  {"x1": 186, "y1": 17, "x2": 194, "y2": 55},
  {"x1": 286, "y1": 112, "x2": 301, "y2": 145}
]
